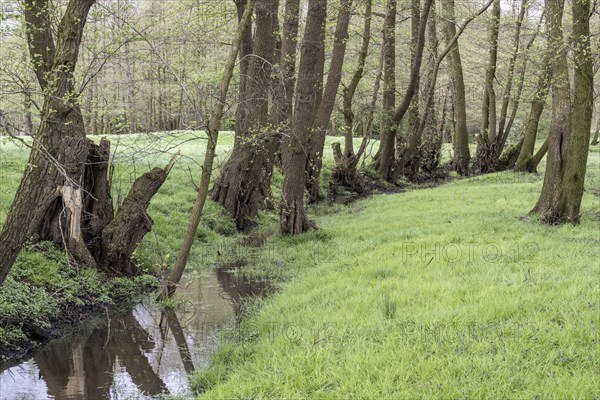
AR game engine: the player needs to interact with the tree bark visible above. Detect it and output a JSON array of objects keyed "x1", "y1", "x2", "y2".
[
  {"x1": 211, "y1": 0, "x2": 278, "y2": 230},
  {"x1": 279, "y1": 0, "x2": 327, "y2": 234},
  {"x1": 475, "y1": 0, "x2": 501, "y2": 173},
  {"x1": 374, "y1": 0, "x2": 397, "y2": 179},
  {"x1": 530, "y1": 0, "x2": 593, "y2": 223},
  {"x1": 233, "y1": 0, "x2": 255, "y2": 139},
  {"x1": 441, "y1": 0, "x2": 470, "y2": 175},
  {"x1": 591, "y1": 107, "x2": 600, "y2": 145},
  {"x1": 100, "y1": 157, "x2": 176, "y2": 275},
  {"x1": 333, "y1": 0, "x2": 372, "y2": 190},
  {"x1": 274, "y1": 0, "x2": 301, "y2": 132},
  {"x1": 274, "y1": 0, "x2": 301, "y2": 171},
  {"x1": 528, "y1": 135, "x2": 549, "y2": 172},
  {"x1": 514, "y1": 53, "x2": 551, "y2": 172},
  {"x1": 305, "y1": 0, "x2": 352, "y2": 202},
  {"x1": 531, "y1": 0, "x2": 571, "y2": 221},
  {"x1": 558, "y1": 0, "x2": 594, "y2": 221}
]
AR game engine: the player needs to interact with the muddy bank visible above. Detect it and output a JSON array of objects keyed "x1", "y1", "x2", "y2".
[{"x1": 0, "y1": 276, "x2": 157, "y2": 369}]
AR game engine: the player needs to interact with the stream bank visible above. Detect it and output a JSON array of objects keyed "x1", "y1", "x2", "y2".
[{"x1": 0, "y1": 262, "x2": 273, "y2": 399}]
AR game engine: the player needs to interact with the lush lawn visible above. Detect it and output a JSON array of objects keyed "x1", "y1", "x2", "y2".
[{"x1": 192, "y1": 145, "x2": 600, "y2": 398}]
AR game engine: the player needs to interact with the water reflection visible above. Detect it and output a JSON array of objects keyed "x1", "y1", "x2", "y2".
[{"x1": 0, "y1": 265, "x2": 272, "y2": 400}]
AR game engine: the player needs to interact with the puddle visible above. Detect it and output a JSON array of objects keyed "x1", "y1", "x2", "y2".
[{"x1": 0, "y1": 264, "x2": 272, "y2": 399}]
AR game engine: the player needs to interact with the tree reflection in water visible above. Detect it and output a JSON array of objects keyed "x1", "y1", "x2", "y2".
[
  {"x1": 34, "y1": 311, "x2": 168, "y2": 399},
  {"x1": 0, "y1": 265, "x2": 275, "y2": 399}
]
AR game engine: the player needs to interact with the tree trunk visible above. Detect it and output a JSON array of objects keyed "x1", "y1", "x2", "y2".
[
  {"x1": 333, "y1": 0, "x2": 372, "y2": 190},
  {"x1": 418, "y1": 4, "x2": 444, "y2": 177},
  {"x1": 514, "y1": 53, "x2": 551, "y2": 172},
  {"x1": 274, "y1": 0, "x2": 301, "y2": 169},
  {"x1": 306, "y1": 0, "x2": 352, "y2": 202},
  {"x1": 0, "y1": 0, "x2": 97, "y2": 285},
  {"x1": 158, "y1": 0, "x2": 255, "y2": 300},
  {"x1": 211, "y1": 0, "x2": 278, "y2": 230},
  {"x1": 531, "y1": 0, "x2": 571, "y2": 220},
  {"x1": 279, "y1": 0, "x2": 327, "y2": 234},
  {"x1": 233, "y1": 0, "x2": 254, "y2": 139},
  {"x1": 378, "y1": 0, "x2": 433, "y2": 180},
  {"x1": 527, "y1": 136, "x2": 549, "y2": 172},
  {"x1": 374, "y1": 0, "x2": 397, "y2": 179},
  {"x1": 100, "y1": 156, "x2": 177, "y2": 275},
  {"x1": 530, "y1": 0, "x2": 593, "y2": 223},
  {"x1": 475, "y1": 0, "x2": 501, "y2": 173},
  {"x1": 442, "y1": 0, "x2": 469, "y2": 175},
  {"x1": 394, "y1": 0, "x2": 423, "y2": 180},
  {"x1": 557, "y1": 0, "x2": 593, "y2": 221}
]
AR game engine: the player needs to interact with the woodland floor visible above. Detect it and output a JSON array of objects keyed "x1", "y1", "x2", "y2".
[{"x1": 0, "y1": 133, "x2": 599, "y2": 398}]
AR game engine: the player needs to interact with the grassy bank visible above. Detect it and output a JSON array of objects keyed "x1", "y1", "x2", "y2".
[
  {"x1": 0, "y1": 243, "x2": 158, "y2": 364},
  {"x1": 192, "y1": 146, "x2": 600, "y2": 398}
]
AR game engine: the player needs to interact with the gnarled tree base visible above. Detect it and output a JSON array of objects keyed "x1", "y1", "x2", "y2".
[
  {"x1": 7, "y1": 136, "x2": 176, "y2": 278},
  {"x1": 331, "y1": 142, "x2": 366, "y2": 193},
  {"x1": 211, "y1": 137, "x2": 278, "y2": 230},
  {"x1": 279, "y1": 199, "x2": 316, "y2": 235},
  {"x1": 474, "y1": 139, "x2": 500, "y2": 174}
]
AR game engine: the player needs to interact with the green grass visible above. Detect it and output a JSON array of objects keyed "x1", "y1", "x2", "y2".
[
  {"x1": 1, "y1": 133, "x2": 599, "y2": 397},
  {"x1": 191, "y1": 143, "x2": 600, "y2": 398}
]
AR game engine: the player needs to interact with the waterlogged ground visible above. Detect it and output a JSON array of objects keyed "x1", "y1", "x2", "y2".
[{"x1": 0, "y1": 264, "x2": 272, "y2": 399}]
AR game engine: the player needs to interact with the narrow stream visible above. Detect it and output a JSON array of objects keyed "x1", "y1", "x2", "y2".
[{"x1": 0, "y1": 264, "x2": 272, "y2": 399}]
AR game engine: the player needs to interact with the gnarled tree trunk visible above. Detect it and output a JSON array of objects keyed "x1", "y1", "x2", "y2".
[
  {"x1": 530, "y1": 0, "x2": 593, "y2": 223},
  {"x1": 211, "y1": 0, "x2": 279, "y2": 230},
  {"x1": 279, "y1": 0, "x2": 327, "y2": 234},
  {"x1": 305, "y1": 0, "x2": 352, "y2": 202},
  {"x1": 0, "y1": 0, "x2": 97, "y2": 285},
  {"x1": 474, "y1": 0, "x2": 501, "y2": 173},
  {"x1": 442, "y1": 0, "x2": 470, "y2": 175},
  {"x1": 0, "y1": 0, "x2": 175, "y2": 286},
  {"x1": 332, "y1": 0, "x2": 373, "y2": 191}
]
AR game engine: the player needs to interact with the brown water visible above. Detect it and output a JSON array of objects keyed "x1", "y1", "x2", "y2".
[{"x1": 0, "y1": 265, "x2": 271, "y2": 400}]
